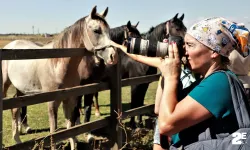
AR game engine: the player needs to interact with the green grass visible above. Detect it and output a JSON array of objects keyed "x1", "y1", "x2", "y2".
[{"x1": 3, "y1": 82, "x2": 158, "y2": 148}]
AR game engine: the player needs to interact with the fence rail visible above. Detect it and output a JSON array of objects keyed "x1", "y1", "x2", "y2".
[
  {"x1": 3, "y1": 74, "x2": 160, "y2": 110},
  {"x1": 0, "y1": 48, "x2": 159, "y2": 150},
  {"x1": 5, "y1": 104, "x2": 154, "y2": 150},
  {"x1": 2, "y1": 48, "x2": 91, "y2": 60}
]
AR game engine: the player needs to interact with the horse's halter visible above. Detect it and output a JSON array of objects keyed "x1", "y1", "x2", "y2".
[
  {"x1": 165, "y1": 21, "x2": 171, "y2": 39},
  {"x1": 83, "y1": 20, "x2": 114, "y2": 55},
  {"x1": 165, "y1": 21, "x2": 187, "y2": 67},
  {"x1": 123, "y1": 27, "x2": 130, "y2": 44},
  {"x1": 122, "y1": 26, "x2": 142, "y2": 46}
]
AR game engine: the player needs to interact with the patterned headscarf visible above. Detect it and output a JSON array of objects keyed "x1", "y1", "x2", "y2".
[{"x1": 187, "y1": 17, "x2": 250, "y2": 57}]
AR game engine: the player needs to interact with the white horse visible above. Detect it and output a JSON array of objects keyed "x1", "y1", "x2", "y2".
[{"x1": 2, "y1": 6, "x2": 117, "y2": 150}]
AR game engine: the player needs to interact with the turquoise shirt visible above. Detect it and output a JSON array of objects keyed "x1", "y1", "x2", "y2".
[{"x1": 172, "y1": 71, "x2": 238, "y2": 145}]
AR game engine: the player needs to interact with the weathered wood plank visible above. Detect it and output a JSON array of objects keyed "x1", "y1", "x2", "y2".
[
  {"x1": 110, "y1": 55, "x2": 122, "y2": 150},
  {"x1": 0, "y1": 50, "x2": 3, "y2": 149},
  {"x1": 3, "y1": 82, "x2": 109, "y2": 110},
  {"x1": 1, "y1": 48, "x2": 93, "y2": 60},
  {"x1": 3, "y1": 74, "x2": 160, "y2": 110},
  {"x1": 122, "y1": 104, "x2": 154, "y2": 119},
  {"x1": 122, "y1": 74, "x2": 160, "y2": 86},
  {"x1": 4, "y1": 117, "x2": 110, "y2": 150}
]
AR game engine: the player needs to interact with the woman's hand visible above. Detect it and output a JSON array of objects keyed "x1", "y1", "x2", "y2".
[
  {"x1": 110, "y1": 40, "x2": 163, "y2": 68},
  {"x1": 158, "y1": 42, "x2": 181, "y2": 79},
  {"x1": 110, "y1": 40, "x2": 127, "y2": 53}
]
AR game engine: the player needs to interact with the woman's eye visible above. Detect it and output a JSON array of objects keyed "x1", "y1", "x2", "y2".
[{"x1": 185, "y1": 42, "x2": 194, "y2": 47}]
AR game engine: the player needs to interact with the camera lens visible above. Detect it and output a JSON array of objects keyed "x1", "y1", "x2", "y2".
[{"x1": 126, "y1": 36, "x2": 184, "y2": 58}]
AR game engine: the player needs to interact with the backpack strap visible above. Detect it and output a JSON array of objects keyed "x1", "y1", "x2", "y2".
[{"x1": 215, "y1": 70, "x2": 250, "y2": 128}]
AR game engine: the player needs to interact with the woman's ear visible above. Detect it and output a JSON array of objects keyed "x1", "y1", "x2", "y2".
[{"x1": 211, "y1": 51, "x2": 220, "y2": 59}]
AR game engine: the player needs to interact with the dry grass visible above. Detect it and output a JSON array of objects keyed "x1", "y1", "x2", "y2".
[
  {"x1": 0, "y1": 40, "x2": 12, "y2": 48},
  {"x1": 0, "y1": 35, "x2": 53, "y2": 48}
]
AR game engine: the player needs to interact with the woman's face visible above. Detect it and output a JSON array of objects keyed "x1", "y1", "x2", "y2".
[{"x1": 184, "y1": 34, "x2": 214, "y2": 73}]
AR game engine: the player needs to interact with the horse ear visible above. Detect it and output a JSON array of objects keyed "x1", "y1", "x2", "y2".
[
  {"x1": 179, "y1": 14, "x2": 184, "y2": 21},
  {"x1": 127, "y1": 21, "x2": 132, "y2": 28},
  {"x1": 100, "y1": 7, "x2": 108, "y2": 18},
  {"x1": 172, "y1": 13, "x2": 179, "y2": 22},
  {"x1": 134, "y1": 21, "x2": 140, "y2": 28},
  {"x1": 91, "y1": 5, "x2": 97, "y2": 19}
]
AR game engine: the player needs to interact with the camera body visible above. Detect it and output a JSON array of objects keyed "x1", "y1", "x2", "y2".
[{"x1": 126, "y1": 36, "x2": 185, "y2": 58}]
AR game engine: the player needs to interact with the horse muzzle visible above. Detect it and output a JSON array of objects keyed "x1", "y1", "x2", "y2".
[{"x1": 95, "y1": 46, "x2": 118, "y2": 66}]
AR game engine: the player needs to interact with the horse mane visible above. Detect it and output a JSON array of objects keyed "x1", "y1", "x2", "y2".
[
  {"x1": 145, "y1": 22, "x2": 166, "y2": 42},
  {"x1": 53, "y1": 14, "x2": 108, "y2": 49},
  {"x1": 109, "y1": 25, "x2": 127, "y2": 44},
  {"x1": 148, "y1": 26, "x2": 155, "y2": 34},
  {"x1": 51, "y1": 14, "x2": 108, "y2": 64}
]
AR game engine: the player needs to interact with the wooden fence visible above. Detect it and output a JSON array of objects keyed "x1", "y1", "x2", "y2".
[{"x1": 0, "y1": 48, "x2": 160, "y2": 150}]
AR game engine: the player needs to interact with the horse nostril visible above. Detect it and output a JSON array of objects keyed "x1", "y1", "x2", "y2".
[{"x1": 110, "y1": 54, "x2": 114, "y2": 62}]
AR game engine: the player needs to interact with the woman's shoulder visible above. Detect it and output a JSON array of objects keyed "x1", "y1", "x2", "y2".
[
  {"x1": 189, "y1": 70, "x2": 233, "y2": 118},
  {"x1": 202, "y1": 70, "x2": 234, "y2": 87}
]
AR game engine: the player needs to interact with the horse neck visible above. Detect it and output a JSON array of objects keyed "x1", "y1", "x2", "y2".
[
  {"x1": 146, "y1": 22, "x2": 166, "y2": 42},
  {"x1": 50, "y1": 27, "x2": 86, "y2": 73},
  {"x1": 110, "y1": 26, "x2": 125, "y2": 44}
]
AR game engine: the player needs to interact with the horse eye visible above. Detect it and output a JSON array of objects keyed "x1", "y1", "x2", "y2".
[{"x1": 94, "y1": 29, "x2": 102, "y2": 34}]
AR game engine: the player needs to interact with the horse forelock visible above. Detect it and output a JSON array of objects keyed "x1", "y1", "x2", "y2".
[
  {"x1": 91, "y1": 14, "x2": 109, "y2": 28},
  {"x1": 171, "y1": 18, "x2": 187, "y2": 32},
  {"x1": 127, "y1": 25, "x2": 141, "y2": 37}
]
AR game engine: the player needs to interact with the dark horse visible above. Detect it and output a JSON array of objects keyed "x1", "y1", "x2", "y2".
[{"x1": 127, "y1": 13, "x2": 187, "y2": 127}]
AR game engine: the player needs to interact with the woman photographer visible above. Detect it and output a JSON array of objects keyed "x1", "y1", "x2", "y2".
[{"x1": 111, "y1": 17, "x2": 250, "y2": 149}]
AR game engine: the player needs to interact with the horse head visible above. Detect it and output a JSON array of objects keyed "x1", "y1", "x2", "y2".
[
  {"x1": 83, "y1": 6, "x2": 118, "y2": 65},
  {"x1": 145, "y1": 13, "x2": 186, "y2": 43},
  {"x1": 168, "y1": 13, "x2": 186, "y2": 38},
  {"x1": 124, "y1": 21, "x2": 141, "y2": 39}
]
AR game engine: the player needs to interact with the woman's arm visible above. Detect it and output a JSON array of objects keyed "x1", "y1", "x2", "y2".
[
  {"x1": 157, "y1": 42, "x2": 212, "y2": 136},
  {"x1": 110, "y1": 41, "x2": 162, "y2": 68},
  {"x1": 158, "y1": 77, "x2": 212, "y2": 136},
  {"x1": 154, "y1": 76, "x2": 163, "y2": 115}
]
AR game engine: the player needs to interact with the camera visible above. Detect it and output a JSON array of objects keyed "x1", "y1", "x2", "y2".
[{"x1": 126, "y1": 36, "x2": 185, "y2": 58}]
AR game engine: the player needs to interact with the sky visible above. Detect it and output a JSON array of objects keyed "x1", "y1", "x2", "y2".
[{"x1": 1, "y1": 0, "x2": 250, "y2": 34}]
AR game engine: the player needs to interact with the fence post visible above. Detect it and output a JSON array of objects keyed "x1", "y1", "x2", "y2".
[
  {"x1": 0, "y1": 49, "x2": 3, "y2": 150},
  {"x1": 110, "y1": 54, "x2": 122, "y2": 150}
]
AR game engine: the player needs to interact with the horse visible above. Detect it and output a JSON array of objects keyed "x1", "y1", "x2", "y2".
[
  {"x1": 74, "y1": 20, "x2": 142, "y2": 124},
  {"x1": 126, "y1": 13, "x2": 187, "y2": 128},
  {"x1": 2, "y1": 6, "x2": 117, "y2": 150}
]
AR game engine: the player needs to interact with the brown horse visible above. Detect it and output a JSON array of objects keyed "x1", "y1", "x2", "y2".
[{"x1": 2, "y1": 6, "x2": 117, "y2": 150}]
